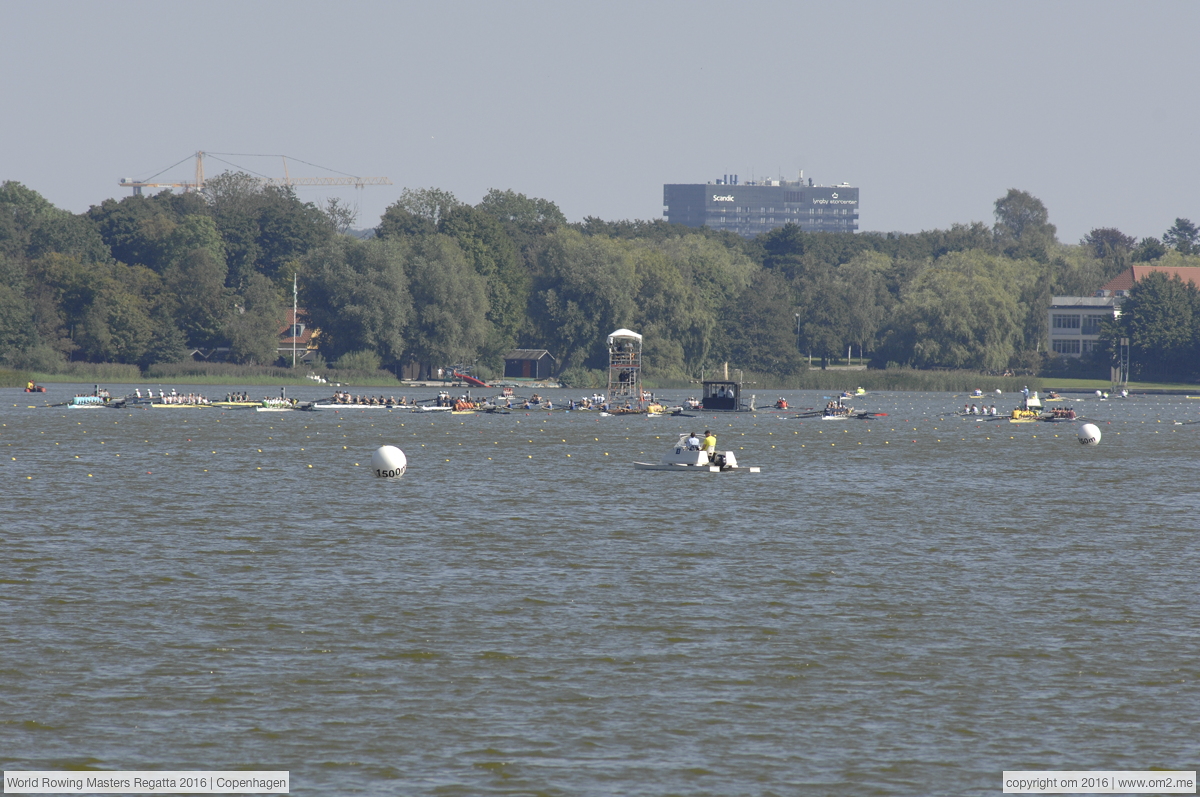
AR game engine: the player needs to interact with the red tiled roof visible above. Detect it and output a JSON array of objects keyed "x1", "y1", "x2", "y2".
[
  {"x1": 278, "y1": 308, "x2": 315, "y2": 348},
  {"x1": 1101, "y1": 266, "x2": 1200, "y2": 293}
]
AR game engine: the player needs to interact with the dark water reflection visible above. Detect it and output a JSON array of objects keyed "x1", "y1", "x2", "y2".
[{"x1": 3, "y1": 385, "x2": 1198, "y2": 794}]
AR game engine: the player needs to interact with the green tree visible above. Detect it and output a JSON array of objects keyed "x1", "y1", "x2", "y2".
[
  {"x1": 404, "y1": 235, "x2": 491, "y2": 374},
  {"x1": 1109, "y1": 271, "x2": 1198, "y2": 380},
  {"x1": 201, "y1": 173, "x2": 331, "y2": 285},
  {"x1": 881, "y1": 250, "x2": 1030, "y2": 371},
  {"x1": 650, "y1": 234, "x2": 758, "y2": 366},
  {"x1": 254, "y1": 186, "x2": 331, "y2": 281},
  {"x1": 724, "y1": 269, "x2": 803, "y2": 375},
  {"x1": 321, "y1": 197, "x2": 358, "y2": 235},
  {"x1": 225, "y1": 271, "x2": 284, "y2": 365},
  {"x1": 138, "y1": 317, "x2": 189, "y2": 368},
  {"x1": 1132, "y1": 236, "x2": 1167, "y2": 262},
  {"x1": 300, "y1": 237, "x2": 411, "y2": 367},
  {"x1": 796, "y1": 264, "x2": 849, "y2": 367},
  {"x1": 88, "y1": 195, "x2": 176, "y2": 267},
  {"x1": 438, "y1": 204, "x2": 527, "y2": 362},
  {"x1": 378, "y1": 188, "x2": 461, "y2": 240},
  {"x1": 993, "y1": 189, "x2": 1057, "y2": 260},
  {"x1": 27, "y1": 213, "x2": 111, "y2": 264},
  {"x1": 165, "y1": 248, "x2": 230, "y2": 347},
  {"x1": 530, "y1": 229, "x2": 637, "y2": 371},
  {"x1": 0, "y1": 255, "x2": 34, "y2": 360},
  {"x1": 205, "y1": 172, "x2": 263, "y2": 286},
  {"x1": 163, "y1": 214, "x2": 226, "y2": 271},
  {"x1": 74, "y1": 287, "x2": 154, "y2": 364},
  {"x1": 1163, "y1": 218, "x2": 1199, "y2": 255},
  {"x1": 1083, "y1": 227, "x2": 1136, "y2": 259},
  {"x1": 840, "y1": 253, "x2": 892, "y2": 358},
  {"x1": 629, "y1": 244, "x2": 710, "y2": 377},
  {"x1": 0, "y1": 181, "x2": 64, "y2": 258},
  {"x1": 477, "y1": 188, "x2": 565, "y2": 231}
]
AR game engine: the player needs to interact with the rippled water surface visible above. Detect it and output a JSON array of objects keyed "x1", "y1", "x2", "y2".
[{"x1": 3, "y1": 385, "x2": 1199, "y2": 795}]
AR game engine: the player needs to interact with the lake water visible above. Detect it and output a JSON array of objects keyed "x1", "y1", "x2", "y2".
[{"x1": 3, "y1": 385, "x2": 1198, "y2": 795}]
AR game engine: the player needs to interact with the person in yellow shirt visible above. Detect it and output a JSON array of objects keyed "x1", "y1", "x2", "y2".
[{"x1": 703, "y1": 430, "x2": 717, "y2": 460}]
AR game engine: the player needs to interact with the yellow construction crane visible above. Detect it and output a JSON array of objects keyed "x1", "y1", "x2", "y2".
[{"x1": 119, "y1": 151, "x2": 392, "y2": 195}]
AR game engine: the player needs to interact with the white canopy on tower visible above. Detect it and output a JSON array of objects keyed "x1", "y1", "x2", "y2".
[{"x1": 608, "y1": 328, "x2": 643, "y2": 344}]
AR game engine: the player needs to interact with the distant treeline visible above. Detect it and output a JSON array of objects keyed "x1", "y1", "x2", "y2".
[{"x1": 2, "y1": 177, "x2": 1199, "y2": 383}]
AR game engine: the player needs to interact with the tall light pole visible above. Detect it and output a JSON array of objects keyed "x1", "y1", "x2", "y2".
[{"x1": 292, "y1": 273, "x2": 298, "y2": 368}]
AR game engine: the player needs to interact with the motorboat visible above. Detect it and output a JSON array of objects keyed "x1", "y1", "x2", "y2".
[
  {"x1": 633, "y1": 434, "x2": 760, "y2": 473},
  {"x1": 1010, "y1": 391, "x2": 1043, "y2": 423},
  {"x1": 701, "y1": 379, "x2": 751, "y2": 412}
]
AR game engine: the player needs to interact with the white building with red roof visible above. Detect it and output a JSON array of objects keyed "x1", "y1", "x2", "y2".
[
  {"x1": 1049, "y1": 265, "x2": 1200, "y2": 357},
  {"x1": 278, "y1": 308, "x2": 318, "y2": 364}
]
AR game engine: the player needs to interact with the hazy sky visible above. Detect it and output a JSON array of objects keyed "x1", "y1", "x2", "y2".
[{"x1": 3, "y1": 1, "x2": 1196, "y2": 243}]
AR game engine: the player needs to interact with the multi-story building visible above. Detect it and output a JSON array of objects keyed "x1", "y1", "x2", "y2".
[
  {"x1": 1048, "y1": 265, "x2": 1200, "y2": 357},
  {"x1": 1047, "y1": 296, "x2": 1117, "y2": 357},
  {"x1": 663, "y1": 173, "x2": 858, "y2": 237}
]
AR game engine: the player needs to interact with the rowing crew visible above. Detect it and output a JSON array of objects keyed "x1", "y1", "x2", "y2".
[
  {"x1": 332, "y1": 391, "x2": 409, "y2": 406},
  {"x1": 133, "y1": 388, "x2": 210, "y2": 405}
]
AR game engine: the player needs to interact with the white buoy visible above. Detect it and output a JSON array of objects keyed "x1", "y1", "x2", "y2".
[
  {"x1": 1095, "y1": 390, "x2": 1103, "y2": 397},
  {"x1": 995, "y1": 388, "x2": 1002, "y2": 395},
  {"x1": 371, "y1": 445, "x2": 407, "y2": 478},
  {"x1": 1078, "y1": 423, "x2": 1101, "y2": 445}
]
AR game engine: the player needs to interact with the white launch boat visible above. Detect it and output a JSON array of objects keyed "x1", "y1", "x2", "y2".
[{"x1": 633, "y1": 435, "x2": 760, "y2": 473}]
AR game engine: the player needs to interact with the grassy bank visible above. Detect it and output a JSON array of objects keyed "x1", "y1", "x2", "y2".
[
  {"x1": 1042, "y1": 378, "x2": 1200, "y2": 391},
  {"x1": 26, "y1": 361, "x2": 408, "y2": 388},
  {"x1": 0, "y1": 367, "x2": 33, "y2": 387},
  {"x1": 646, "y1": 369, "x2": 1045, "y2": 393}
]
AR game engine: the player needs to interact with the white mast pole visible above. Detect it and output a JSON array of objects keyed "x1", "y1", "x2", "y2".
[{"x1": 292, "y1": 273, "x2": 298, "y2": 368}]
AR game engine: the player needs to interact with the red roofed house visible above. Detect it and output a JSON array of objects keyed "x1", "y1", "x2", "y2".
[
  {"x1": 1049, "y1": 265, "x2": 1200, "y2": 358},
  {"x1": 1096, "y1": 265, "x2": 1200, "y2": 296},
  {"x1": 278, "y1": 308, "x2": 318, "y2": 365}
]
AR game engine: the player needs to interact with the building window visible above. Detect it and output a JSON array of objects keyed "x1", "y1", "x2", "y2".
[
  {"x1": 1053, "y1": 340, "x2": 1081, "y2": 354},
  {"x1": 1081, "y1": 340, "x2": 1098, "y2": 354},
  {"x1": 1082, "y1": 314, "x2": 1106, "y2": 335},
  {"x1": 1052, "y1": 314, "x2": 1081, "y2": 330}
]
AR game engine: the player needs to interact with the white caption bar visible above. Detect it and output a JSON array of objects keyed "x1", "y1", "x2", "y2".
[
  {"x1": 1004, "y1": 771, "x2": 1196, "y2": 794},
  {"x1": 3, "y1": 772, "x2": 289, "y2": 794}
]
